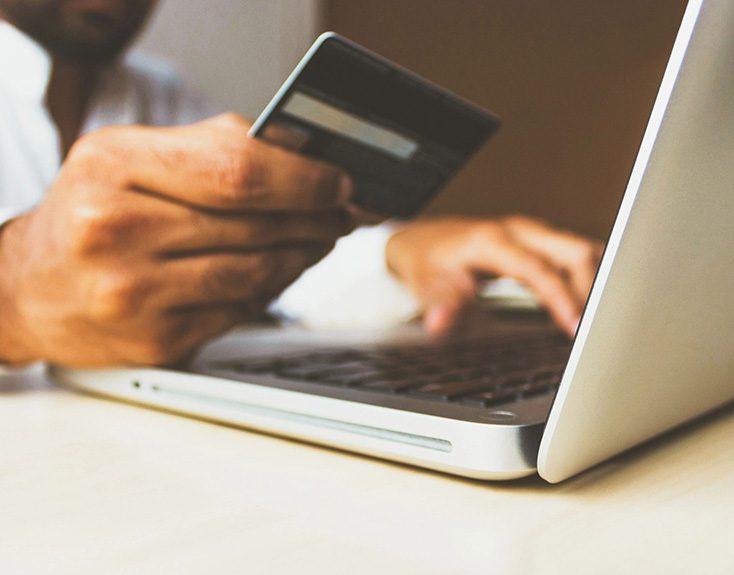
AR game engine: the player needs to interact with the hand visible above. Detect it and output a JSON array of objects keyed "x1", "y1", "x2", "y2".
[
  {"x1": 386, "y1": 216, "x2": 604, "y2": 336},
  {"x1": 0, "y1": 114, "x2": 353, "y2": 366}
]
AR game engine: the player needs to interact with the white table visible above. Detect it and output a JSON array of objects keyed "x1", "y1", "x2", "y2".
[{"x1": 1, "y1": 367, "x2": 733, "y2": 574}]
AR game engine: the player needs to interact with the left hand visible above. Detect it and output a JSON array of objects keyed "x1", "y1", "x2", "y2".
[{"x1": 386, "y1": 216, "x2": 604, "y2": 336}]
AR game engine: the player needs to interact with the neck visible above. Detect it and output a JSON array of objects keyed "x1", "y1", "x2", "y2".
[{"x1": 46, "y1": 59, "x2": 101, "y2": 157}]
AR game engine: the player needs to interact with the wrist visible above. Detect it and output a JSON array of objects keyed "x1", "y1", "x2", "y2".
[
  {"x1": 0, "y1": 218, "x2": 38, "y2": 365},
  {"x1": 385, "y1": 227, "x2": 410, "y2": 282}
]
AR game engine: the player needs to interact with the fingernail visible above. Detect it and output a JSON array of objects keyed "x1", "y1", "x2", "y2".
[
  {"x1": 566, "y1": 316, "x2": 581, "y2": 335},
  {"x1": 338, "y1": 174, "x2": 353, "y2": 204},
  {"x1": 424, "y1": 307, "x2": 445, "y2": 334}
]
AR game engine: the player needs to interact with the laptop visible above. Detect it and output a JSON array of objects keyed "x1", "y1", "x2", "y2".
[{"x1": 52, "y1": 0, "x2": 734, "y2": 483}]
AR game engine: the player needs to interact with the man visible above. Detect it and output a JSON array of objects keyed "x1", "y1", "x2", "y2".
[{"x1": 0, "y1": 0, "x2": 601, "y2": 367}]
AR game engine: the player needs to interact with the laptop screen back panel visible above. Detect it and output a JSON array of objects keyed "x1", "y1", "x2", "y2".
[{"x1": 538, "y1": 0, "x2": 734, "y2": 483}]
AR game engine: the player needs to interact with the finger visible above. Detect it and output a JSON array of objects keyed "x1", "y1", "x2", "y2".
[
  {"x1": 124, "y1": 304, "x2": 255, "y2": 366},
  {"x1": 421, "y1": 271, "x2": 475, "y2": 335},
  {"x1": 463, "y1": 233, "x2": 581, "y2": 335},
  {"x1": 162, "y1": 209, "x2": 353, "y2": 256},
  {"x1": 112, "y1": 191, "x2": 353, "y2": 255},
  {"x1": 155, "y1": 245, "x2": 330, "y2": 309},
  {"x1": 503, "y1": 216, "x2": 602, "y2": 305},
  {"x1": 424, "y1": 300, "x2": 463, "y2": 336},
  {"x1": 162, "y1": 303, "x2": 259, "y2": 365},
  {"x1": 88, "y1": 115, "x2": 352, "y2": 212}
]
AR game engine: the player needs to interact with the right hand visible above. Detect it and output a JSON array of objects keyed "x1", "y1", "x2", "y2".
[
  {"x1": 386, "y1": 216, "x2": 603, "y2": 336},
  {"x1": 0, "y1": 114, "x2": 353, "y2": 367}
]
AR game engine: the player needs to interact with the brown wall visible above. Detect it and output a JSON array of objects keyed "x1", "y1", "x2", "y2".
[{"x1": 324, "y1": 1, "x2": 687, "y2": 238}]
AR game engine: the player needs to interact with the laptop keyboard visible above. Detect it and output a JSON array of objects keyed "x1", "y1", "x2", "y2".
[{"x1": 208, "y1": 334, "x2": 571, "y2": 409}]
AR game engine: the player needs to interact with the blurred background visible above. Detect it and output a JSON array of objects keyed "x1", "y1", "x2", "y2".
[{"x1": 136, "y1": 0, "x2": 687, "y2": 240}]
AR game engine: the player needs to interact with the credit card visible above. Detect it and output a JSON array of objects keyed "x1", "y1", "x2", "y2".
[{"x1": 249, "y1": 32, "x2": 500, "y2": 218}]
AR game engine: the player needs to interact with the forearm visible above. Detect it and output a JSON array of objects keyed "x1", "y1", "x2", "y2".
[
  {"x1": 0, "y1": 219, "x2": 34, "y2": 365},
  {"x1": 0, "y1": 307, "x2": 30, "y2": 365}
]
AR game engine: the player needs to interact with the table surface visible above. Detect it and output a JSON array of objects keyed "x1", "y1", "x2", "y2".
[{"x1": 2, "y1": 367, "x2": 733, "y2": 575}]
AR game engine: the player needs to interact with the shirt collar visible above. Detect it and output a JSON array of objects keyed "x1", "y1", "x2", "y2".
[{"x1": 0, "y1": 20, "x2": 53, "y2": 103}]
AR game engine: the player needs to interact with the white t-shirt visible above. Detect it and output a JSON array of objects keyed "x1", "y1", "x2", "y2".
[{"x1": 0, "y1": 21, "x2": 418, "y2": 332}]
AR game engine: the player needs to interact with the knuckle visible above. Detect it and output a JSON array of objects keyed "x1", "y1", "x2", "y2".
[
  {"x1": 68, "y1": 203, "x2": 112, "y2": 257},
  {"x1": 68, "y1": 202, "x2": 139, "y2": 257},
  {"x1": 216, "y1": 152, "x2": 263, "y2": 206},
  {"x1": 89, "y1": 271, "x2": 147, "y2": 322},
  {"x1": 66, "y1": 129, "x2": 127, "y2": 184}
]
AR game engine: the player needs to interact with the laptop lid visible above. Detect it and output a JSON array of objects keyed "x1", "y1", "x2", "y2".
[{"x1": 538, "y1": 0, "x2": 734, "y2": 483}]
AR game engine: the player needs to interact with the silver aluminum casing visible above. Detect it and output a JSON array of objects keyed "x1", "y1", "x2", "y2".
[{"x1": 53, "y1": 320, "x2": 554, "y2": 481}]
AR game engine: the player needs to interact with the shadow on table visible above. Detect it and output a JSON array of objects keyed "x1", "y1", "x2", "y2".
[
  {"x1": 0, "y1": 364, "x2": 54, "y2": 395},
  {"x1": 7, "y1": 358, "x2": 731, "y2": 497},
  {"x1": 482, "y1": 399, "x2": 734, "y2": 494}
]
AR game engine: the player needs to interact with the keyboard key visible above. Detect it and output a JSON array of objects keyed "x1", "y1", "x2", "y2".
[{"x1": 207, "y1": 333, "x2": 570, "y2": 410}]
